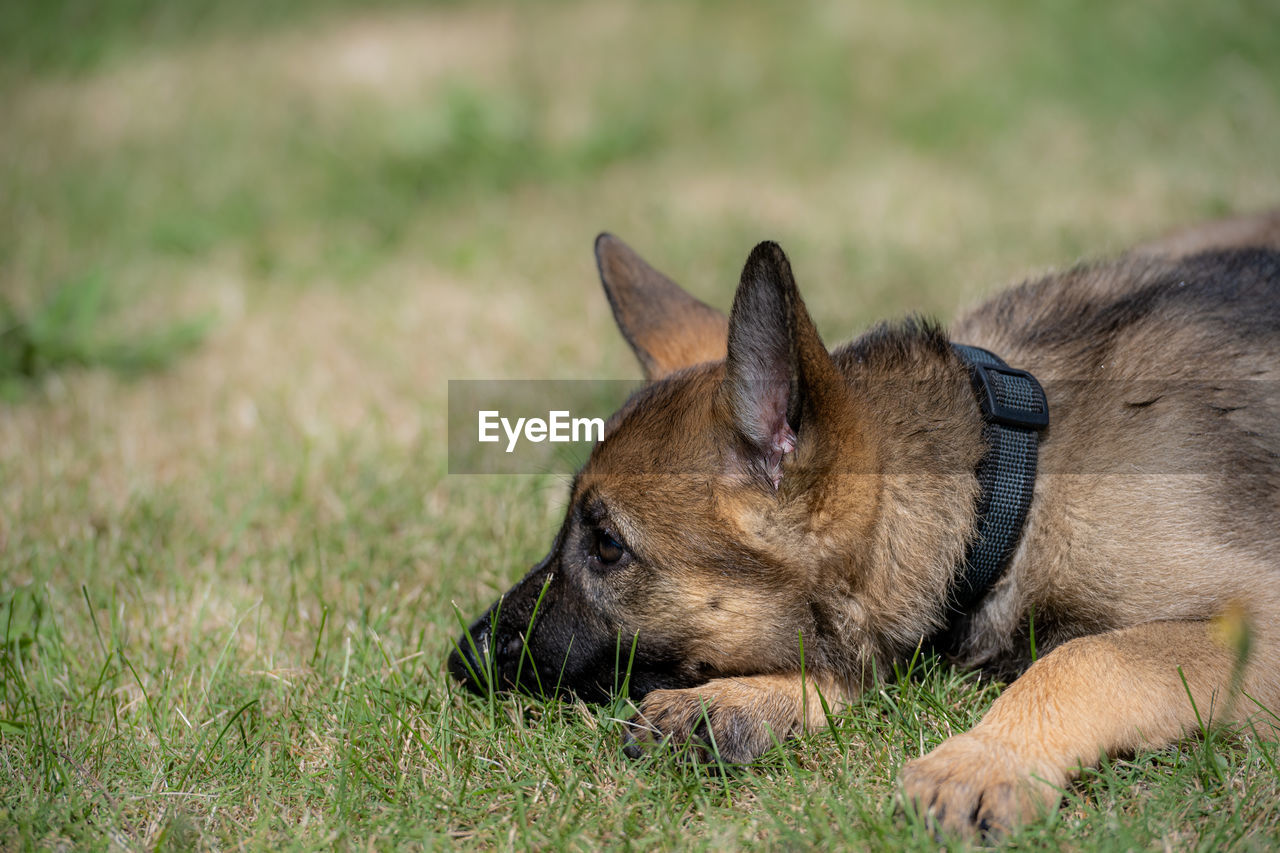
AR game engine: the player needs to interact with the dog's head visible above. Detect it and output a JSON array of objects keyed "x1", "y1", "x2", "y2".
[{"x1": 448, "y1": 236, "x2": 876, "y2": 702}]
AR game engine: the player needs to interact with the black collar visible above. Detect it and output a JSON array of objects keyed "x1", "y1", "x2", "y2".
[{"x1": 949, "y1": 344, "x2": 1049, "y2": 612}]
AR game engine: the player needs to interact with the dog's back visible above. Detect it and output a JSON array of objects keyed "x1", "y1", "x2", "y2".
[
  {"x1": 897, "y1": 214, "x2": 1280, "y2": 834},
  {"x1": 949, "y1": 220, "x2": 1280, "y2": 672}
]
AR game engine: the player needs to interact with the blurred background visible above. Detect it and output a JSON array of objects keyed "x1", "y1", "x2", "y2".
[{"x1": 1, "y1": 0, "x2": 1278, "y2": 843}]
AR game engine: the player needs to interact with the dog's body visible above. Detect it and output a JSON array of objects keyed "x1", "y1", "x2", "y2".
[{"x1": 450, "y1": 211, "x2": 1280, "y2": 834}]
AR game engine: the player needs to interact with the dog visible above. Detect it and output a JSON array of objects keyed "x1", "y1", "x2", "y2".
[{"x1": 448, "y1": 210, "x2": 1280, "y2": 835}]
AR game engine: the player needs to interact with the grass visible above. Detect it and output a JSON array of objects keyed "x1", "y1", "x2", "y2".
[
  {"x1": 0, "y1": 272, "x2": 210, "y2": 400},
  {"x1": 2, "y1": 0, "x2": 1279, "y2": 848}
]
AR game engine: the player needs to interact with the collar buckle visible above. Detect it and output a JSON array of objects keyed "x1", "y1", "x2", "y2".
[{"x1": 971, "y1": 363, "x2": 1049, "y2": 431}]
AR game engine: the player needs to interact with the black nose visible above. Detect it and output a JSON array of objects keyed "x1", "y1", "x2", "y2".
[{"x1": 447, "y1": 617, "x2": 494, "y2": 696}]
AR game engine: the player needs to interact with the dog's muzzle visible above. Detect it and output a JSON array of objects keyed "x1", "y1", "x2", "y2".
[
  {"x1": 448, "y1": 613, "x2": 528, "y2": 696},
  {"x1": 447, "y1": 615, "x2": 495, "y2": 695}
]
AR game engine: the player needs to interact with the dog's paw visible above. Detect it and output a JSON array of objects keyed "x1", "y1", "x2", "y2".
[
  {"x1": 621, "y1": 680, "x2": 798, "y2": 764},
  {"x1": 899, "y1": 733, "x2": 1061, "y2": 837}
]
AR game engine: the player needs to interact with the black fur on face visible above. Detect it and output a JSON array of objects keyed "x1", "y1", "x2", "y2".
[{"x1": 446, "y1": 499, "x2": 707, "y2": 704}]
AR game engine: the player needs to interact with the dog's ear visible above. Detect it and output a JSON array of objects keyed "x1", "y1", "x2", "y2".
[
  {"x1": 595, "y1": 233, "x2": 729, "y2": 381},
  {"x1": 722, "y1": 241, "x2": 842, "y2": 491}
]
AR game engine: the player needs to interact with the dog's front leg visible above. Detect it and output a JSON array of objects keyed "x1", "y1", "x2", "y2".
[
  {"x1": 623, "y1": 672, "x2": 850, "y2": 763},
  {"x1": 900, "y1": 618, "x2": 1263, "y2": 836}
]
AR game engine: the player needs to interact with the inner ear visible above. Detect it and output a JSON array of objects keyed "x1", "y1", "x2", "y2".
[
  {"x1": 723, "y1": 241, "x2": 839, "y2": 490},
  {"x1": 595, "y1": 233, "x2": 728, "y2": 381}
]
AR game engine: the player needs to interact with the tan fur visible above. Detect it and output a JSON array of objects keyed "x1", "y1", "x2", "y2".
[
  {"x1": 596, "y1": 234, "x2": 729, "y2": 380},
  {"x1": 449, "y1": 213, "x2": 1280, "y2": 836},
  {"x1": 901, "y1": 615, "x2": 1277, "y2": 834},
  {"x1": 627, "y1": 673, "x2": 850, "y2": 763}
]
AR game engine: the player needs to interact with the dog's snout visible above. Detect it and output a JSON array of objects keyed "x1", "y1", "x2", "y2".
[{"x1": 447, "y1": 618, "x2": 494, "y2": 695}]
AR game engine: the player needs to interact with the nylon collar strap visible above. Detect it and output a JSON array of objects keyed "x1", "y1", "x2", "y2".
[{"x1": 949, "y1": 344, "x2": 1049, "y2": 612}]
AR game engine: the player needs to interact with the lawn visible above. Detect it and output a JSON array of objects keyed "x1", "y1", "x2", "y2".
[{"x1": 2, "y1": 0, "x2": 1279, "y2": 848}]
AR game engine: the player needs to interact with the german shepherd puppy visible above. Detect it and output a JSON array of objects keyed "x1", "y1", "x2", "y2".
[{"x1": 449, "y1": 211, "x2": 1280, "y2": 834}]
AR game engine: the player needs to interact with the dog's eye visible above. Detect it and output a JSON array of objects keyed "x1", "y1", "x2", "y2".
[{"x1": 591, "y1": 529, "x2": 627, "y2": 566}]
